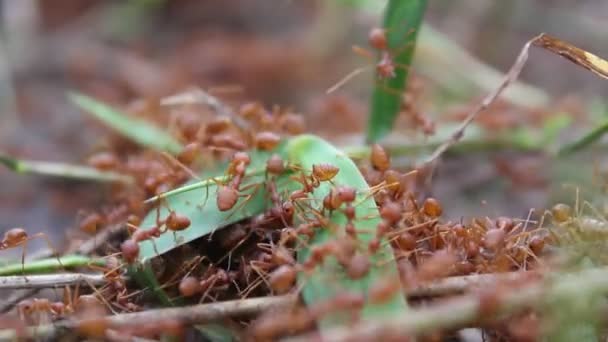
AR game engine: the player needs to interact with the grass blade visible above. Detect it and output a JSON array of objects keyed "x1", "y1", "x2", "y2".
[
  {"x1": 0, "y1": 153, "x2": 133, "y2": 183},
  {"x1": 557, "y1": 120, "x2": 608, "y2": 156},
  {"x1": 0, "y1": 255, "x2": 106, "y2": 276},
  {"x1": 366, "y1": 0, "x2": 427, "y2": 143},
  {"x1": 69, "y1": 92, "x2": 184, "y2": 154},
  {"x1": 285, "y1": 135, "x2": 408, "y2": 330}
]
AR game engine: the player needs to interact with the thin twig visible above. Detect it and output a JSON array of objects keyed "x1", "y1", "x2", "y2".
[
  {"x1": 77, "y1": 223, "x2": 126, "y2": 256},
  {"x1": 160, "y1": 87, "x2": 249, "y2": 130},
  {"x1": 0, "y1": 224, "x2": 125, "y2": 313},
  {"x1": 0, "y1": 296, "x2": 293, "y2": 340},
  {"x1": 423, "y1": 34, "x2": 542, "y2": 166},
  {"x1": 405, "y1": 271, "x2": 529, "y2": 297},
  {"x1": 287, "y1": 267, "x2": 608, "y2": 342},
  {"x1": 0, "y1": 273, "x2": 108, "y2": 290},
  {"x1": 0, "y1": 269, "x2": 530, "y2": 295},
  {"x1": 2, "y1": 268, "x2": 608, "y2": 340}
]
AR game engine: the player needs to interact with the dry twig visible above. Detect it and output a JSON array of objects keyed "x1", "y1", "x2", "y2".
[
  {"x1": 0, "y1": 273, "x2": 109, "y2": 290},
  {"x1": 0, "y1": 296, "x2": 293, "y2": 340},
  {"x1": 0, "y1": 224, "x2": 125, "y2": 313},
  {"x1": 288, "y1": 267, "x2": 608, "y2": 342},
  {"x1": 424, "y1": 34, "x2": 542, "y2": 165}
]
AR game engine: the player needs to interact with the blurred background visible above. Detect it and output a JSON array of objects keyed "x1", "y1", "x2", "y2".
[{"x1": 1, "y1": 0, "x2": 608, "y2": 253}]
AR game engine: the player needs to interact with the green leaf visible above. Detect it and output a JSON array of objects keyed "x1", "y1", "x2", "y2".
[
  {"x1": 69, "y1": 92, "x2": 184, "y2": 154},
  {"x1": 367, "y1": 0, "x2": 427, "y2": 143},
  {"x1": 558, "y1": 119, "x2": 608, "y2": 156},
  {"x1": 131, "y1": 135, "x2": 408, "y2": 329},
  {"x1": 196, "y1": 323, "x2": 239, "y2": 342},
  {"x1": 130, "y1": 150, "x2": 279, "y2": 304},
  {"x1": 136, "y1": 151, "x2": 275, "y2": 263},
  {"x1": 0, "y1": 255, "x2": 106, "y2": 276},
  {"x1": 285, "y1": 135, "x2": 409, "y2": 330},
  {"x1": 0, "y1": 152, "x2": 133, "y2": 183}
]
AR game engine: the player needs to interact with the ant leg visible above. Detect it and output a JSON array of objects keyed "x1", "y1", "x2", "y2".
[
  {"x1": 31, "y1": 232, "x2": 66, "y2": 271},
  {"x1": 326, "y1": 66, "x2": 373, "y2": 94}
]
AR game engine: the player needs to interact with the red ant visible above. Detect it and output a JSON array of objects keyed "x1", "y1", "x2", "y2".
[
  {"x1": 17, "y1": 285, "x2": 93, "y2": 324},
  {"x1": 328, "y1": 27, "x2": 417, "y2": 94},
  {"x1": 1, "y1": 228, "x2": 63, "y2": 275}
]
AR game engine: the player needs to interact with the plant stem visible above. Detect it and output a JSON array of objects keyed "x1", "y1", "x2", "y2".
[
  {"x1": 0, "y1": 273, "x2": 108, "y2": 289},
  {"x1": 0, "y1": 296, "x2": 293, "y2": 340},
  {"x1": 0, "y1": 153, "x2": 133, "y2": 183},
  {"x1": 0, "y1": 255, "x2": 106, "y2": 276},
  {"x1": 345, "y1": 136, "x2": 538, "y2": 161},
  {"x1": 288, "y1": 267, "x2": 608, "y2": 341},
  {"x1": 0, "y1": 224, "x2": 124, "y2": 313},
  {"x1": 4, "y1": 268, "x2": 608, "y2": 340}
]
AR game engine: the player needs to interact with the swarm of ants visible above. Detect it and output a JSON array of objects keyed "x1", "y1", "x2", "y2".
[{"x1": 0, "y1": 27, "x2": 579, "y2": 342}]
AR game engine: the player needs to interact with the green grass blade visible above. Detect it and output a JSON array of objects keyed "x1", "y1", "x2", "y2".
[
  {"x1": 285, "y1": 135, "x2": 408, "y2": 331},
  {"x1": 0, "y1": 152, "x2": 133, "y2": 183},
  {"x1": 557, "y1": 120, "x2": 608, "y2": 156},
  {"x1": 196, "y1": 324, "x2": 239, "y2": 342},
  {"x1": 0, "y1": 255, "x2": 106, "y2": 276},
  {"x1": 366, "y1": 0, "x2": 427, "y2": 143},
  {"x1": 69, "y1": 92, "x2": 184, "y2": 154}
]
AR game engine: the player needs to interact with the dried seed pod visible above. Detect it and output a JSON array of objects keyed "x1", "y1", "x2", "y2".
[
  {"x1": 255, "y1": 131, "x2": 281, "y2": 151},
  {"x1": 166, "y1": 212, "x2": 191, "y2": 231},
  {"x1": 121, "y1": 239, "x2": 139, "y2": 263},
  {"x1": 551, "y1": 203, "x2": 572, "y2": 222},
  {"x1": 422, "y1": 198, "x2": 442, "y2": 218},
  {"x1": 370, "y1": 144, "x2": 390, "y2": 171},
  {"x1": 179, "y1": 276, "x2": 201, "y2": 297},
  {"x1": 269, "y1": 265, "x2": 297, "y2": 294},
  {"x1": 266, "y1": 154, "x2": 285, "y2": 174},
  {"x1": 217, "y1": 186, "x2": 239, "y2": 211},
  {"x1": 368, "y1": 27, "x2": 387, "y2": 50}
]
